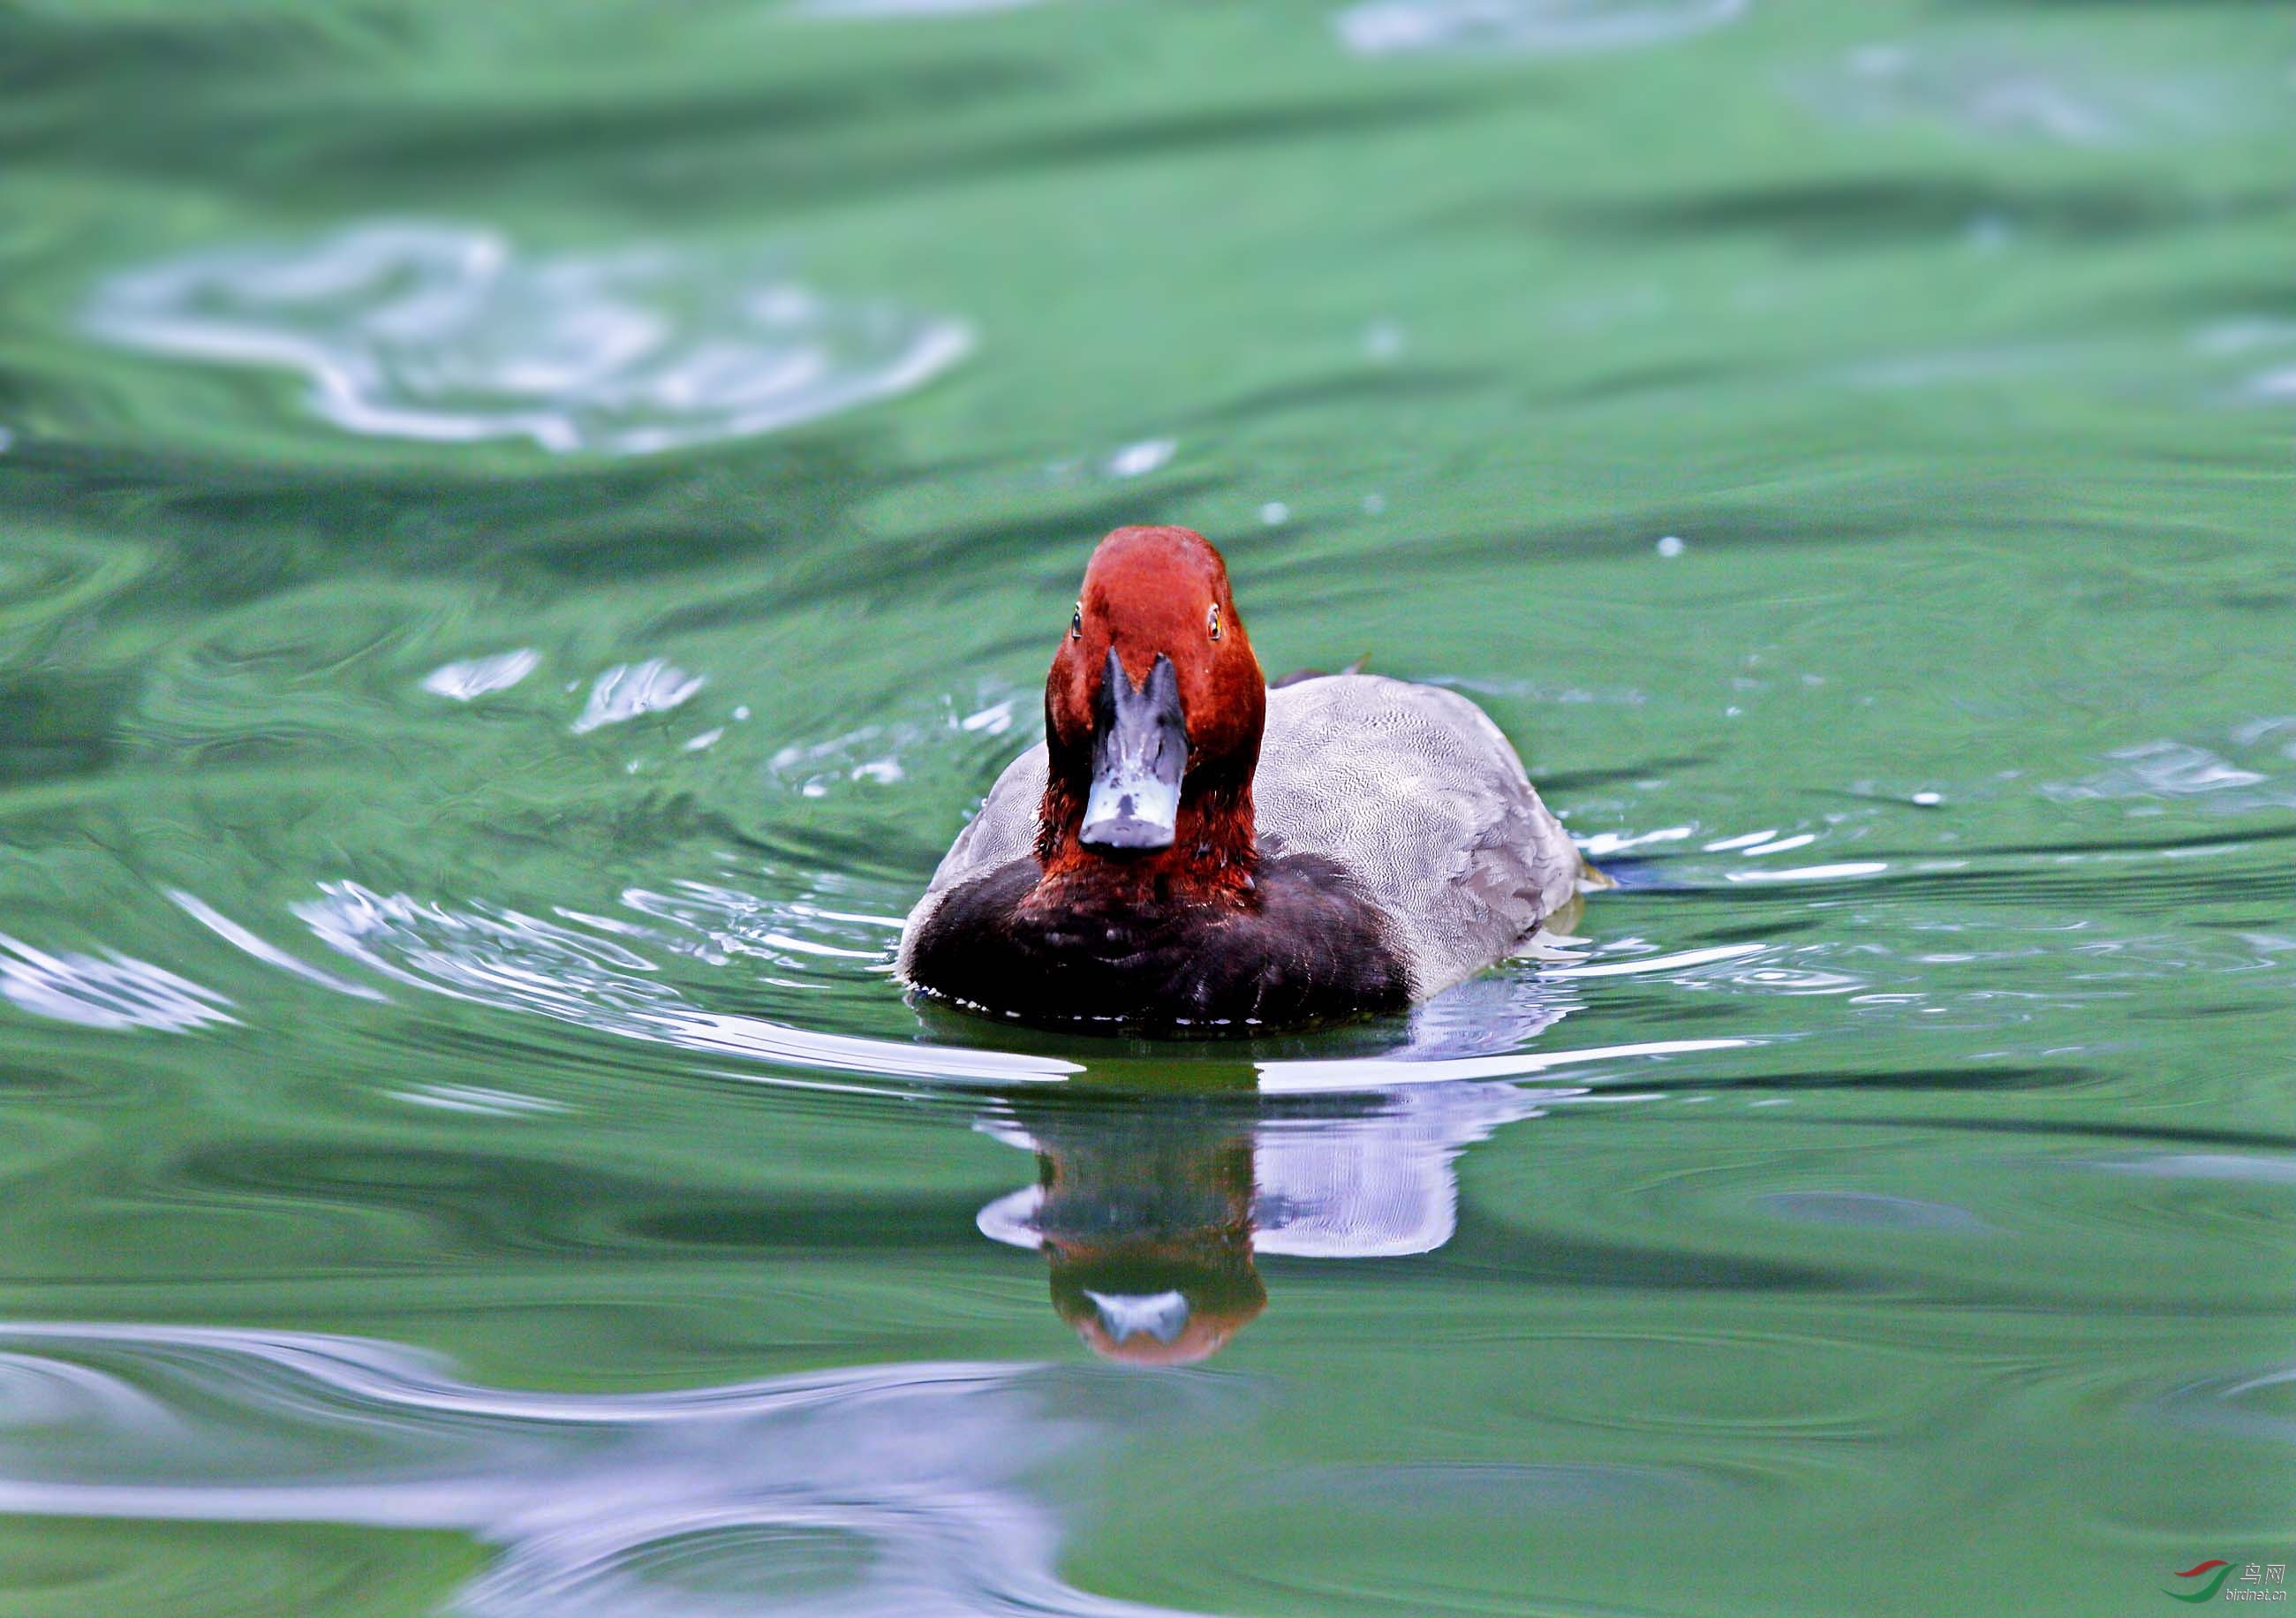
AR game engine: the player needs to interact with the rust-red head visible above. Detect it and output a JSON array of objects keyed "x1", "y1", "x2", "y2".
[{"x1": 1038, "y1": 526, "x2": 1265, "y2": 886}]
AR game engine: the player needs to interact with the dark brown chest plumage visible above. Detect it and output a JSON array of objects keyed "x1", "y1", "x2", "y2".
[{"x1": 902, "y1": 852, "x2": 1410, "y2": 1032}]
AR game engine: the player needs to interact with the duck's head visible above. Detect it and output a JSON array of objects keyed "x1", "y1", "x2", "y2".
[{"x1": 1041, "y1": 525, "x2": 1265, "y2": 862}]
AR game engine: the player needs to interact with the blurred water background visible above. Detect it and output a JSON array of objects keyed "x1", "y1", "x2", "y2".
[{"x1": 1, "y1": 1, "x2": 2292, "y2": 1614}]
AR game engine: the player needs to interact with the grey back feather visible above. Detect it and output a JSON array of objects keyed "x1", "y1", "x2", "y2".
[{"x1": 897, "y1": 675, "x2": 1579, "y2": 997}]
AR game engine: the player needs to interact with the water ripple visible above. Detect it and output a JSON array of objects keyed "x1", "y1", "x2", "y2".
[
  {"x1": 573, "y1": 660, "x2": 707, "y2": 735},
  {"x1": 0, "y1": 1324, "x2": 1218, "y2": 1618},
  {"x1": 1257, "y1": 1036, "x2": 1753, "y2": 1093},
  {"x1": 265, "y1": 877, "x2": 1762, "y2": 1098},
  {"x1": 82, "y1": 223, "x2": 972, "y2": 455},
  {"x1": 423, "y1": 649, "x2": 541, "y2": 701},
  {"x1": 1336, "y1": 0, "x2": 1747, "y2": 58},
  {"x1": 792, "y1": 0, "x2": 1053, "y2": 16},
  {"x1": 0, "y1": 933, "x2": 238, "y2": 1034},
  {"x1": 2046, "y1": 739, "x2": 2292, "y2": 814},
  {"x1": 2095, "y1": 1153, "x2": 2296, "y2": 1187},
  {"x1": 1806, "y1": 42, "x2": 2226, "y2": 147},
  {"x1": 291, "y1": 881, "x2": 1078, "y2": 1085}
]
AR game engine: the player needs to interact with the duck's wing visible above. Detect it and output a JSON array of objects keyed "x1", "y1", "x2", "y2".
[
  {"x1": 895, "y1": 743, "x2": 1047, "y2": 977},
  {"x1": 1255, "y1": 674, "x2": 1580, "y2": 999}
]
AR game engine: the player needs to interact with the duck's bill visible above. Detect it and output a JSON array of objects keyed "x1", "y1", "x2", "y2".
[
  {"x1": 1081, "y1": 764, "x2": 1182, "y2": 850},
  {"x1": 1079, "y1": 648, "x2": 1187, "y2": 853}
]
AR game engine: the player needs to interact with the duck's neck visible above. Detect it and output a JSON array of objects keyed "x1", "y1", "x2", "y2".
[{"x1": 1032, "y1": 767, "x2": 1258, "y2": 911}]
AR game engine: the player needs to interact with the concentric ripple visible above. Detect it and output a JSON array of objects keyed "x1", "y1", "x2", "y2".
[{"x1": 82, "y1": 223, "x2": 973, "y2": 455}]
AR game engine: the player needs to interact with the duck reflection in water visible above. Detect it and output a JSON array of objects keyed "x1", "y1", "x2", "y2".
[
  {"x1": 975, "y1": 973, "x2": 1578, "y2": 1364},
  {"x1": 981, "y1": 1095, "x2": 1267, "y2": 1364}
]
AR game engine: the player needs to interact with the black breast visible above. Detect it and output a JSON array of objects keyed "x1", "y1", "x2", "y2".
[{"x1": 902, "y1": 854, "x2": 1411, "y2": 1032}]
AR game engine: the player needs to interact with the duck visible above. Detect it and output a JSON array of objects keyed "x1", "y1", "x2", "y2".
[{"x1": 896, "y1": 524, "x2": 1595, "y2": 1030}]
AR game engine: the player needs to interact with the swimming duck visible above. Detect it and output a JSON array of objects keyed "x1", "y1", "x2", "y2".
[{"x1": 897, "y1": 525, "x2": 1592, "y2": 1029}]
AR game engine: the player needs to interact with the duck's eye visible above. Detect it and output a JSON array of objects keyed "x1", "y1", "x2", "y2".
[
  {"x1": 1207, "y1": 602, "x2": 1222, "y2": 640},
  {"x1": 1070, "y1": 602, "x2": 1083, "y2": 640}
]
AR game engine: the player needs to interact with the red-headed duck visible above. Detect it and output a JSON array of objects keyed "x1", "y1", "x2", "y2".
[{"x1": 897, "y1": 525, "x2": 1593, "y2": 1029}]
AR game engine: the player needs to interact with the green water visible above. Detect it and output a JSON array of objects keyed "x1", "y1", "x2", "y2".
[{"x1": 2, "y1": 1, "x2": 2292, "y2": 1613}]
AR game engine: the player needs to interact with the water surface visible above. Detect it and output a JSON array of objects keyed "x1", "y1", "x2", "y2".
[{"x1": 1, "y1": 0, "x2": 2291, "y2": 1613}]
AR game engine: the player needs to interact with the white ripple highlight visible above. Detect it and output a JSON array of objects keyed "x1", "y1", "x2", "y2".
[
  {"x1": 167, "y1": 888, "x2": 389, "y2": 1002},
  {"x1": 1338, "y1": 0, "x2": 1748, "y2": 57},
  {"x1": 0, "y1": 933, "x2": 238, "y2": 1033},
  {"x1": 1541, "y1": 942, "x2": 1769, "y2": 979},
  {"x1": 424, "y1": 648, "x2": 540, "y2": 700},
  {"x1": 0, "y1": 1323, "x2": 1218, "y2": 1618},
  {"x1": 572, "y1": 660, "x2": 706, "y2": 733},
  {"x1": 83, "y1": 223, "x2": 972, "y2": 455},
  {"x1": 1258, "y1": 1036, "x2": 1753, "y2": 1093},
  {"x1": 1726, "y1": 861, "x2": 1888, "y2": 883},
  {"x1": 1104, "y1": 437, "x2": 1176, "y2": 479},
  {"x1": 1577, "y1": 825, "x2": 1694, "y2": 858},
  {"x1": 2095, "y1": 1153, "x2": 2296, "y2": 1186},
  {"x1": 2045, "y1": 739, "x2": 2291, "y2": 814}
]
